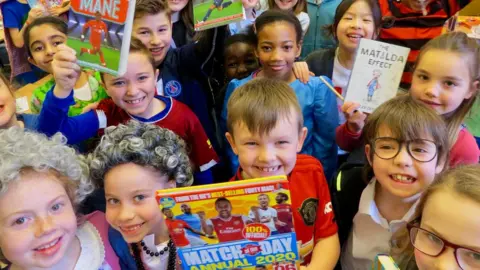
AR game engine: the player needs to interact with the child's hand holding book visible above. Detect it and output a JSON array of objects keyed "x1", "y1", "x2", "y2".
[
  {"x1": 341, "y1": 101, "x2": 367, "y2": 134},
  {"x1": 52, "y1": 44, "x2": 81, "y2": 98}
]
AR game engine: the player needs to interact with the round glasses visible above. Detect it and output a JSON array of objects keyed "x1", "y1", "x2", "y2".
[
  {"x1": 371, "y1": 137, "x2": 438, "y2": 163},
  {"x1": 408, "y1": 224, "x2": 480, "y2": 269}
]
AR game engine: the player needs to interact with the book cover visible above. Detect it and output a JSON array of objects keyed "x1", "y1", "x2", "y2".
[
  {"x1": 26, "y1": 0, "x2": 66, "y2": 10},
  {"x1": 193, "y1": 0, "x2": 245, "y2": 31},
  {"x1": 66, "y1": 0, "x2": 135, "y2": 76},
  {"x1": 156, "y1": 176, "x2": 301, "y2": 270},
  {"x1": 371, "y1": 254, "x2": 400, "y2": 270},
  {"x1": 344, "y1": 39, "x2": 410, "y2": 113}
]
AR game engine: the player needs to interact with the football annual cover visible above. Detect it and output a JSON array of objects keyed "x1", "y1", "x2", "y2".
[
  {"x1": 193, "y1": 0, "x2": 245, "y2": 31},
  {"x1": 371, "y1": 254, "x2": 400, "y2": 270},
  {"x1": 344, "y1": 39, "x2": 410, "y2": 113},
  {"x1": 26, "y1": 0, "x2": 67, "y2": 10},
  {"x1": 66, "y1": 0, "x2": 135, "y2": 75},
  {"x1": 156, "y1": 176, "x2": 300, "y2": 270}
]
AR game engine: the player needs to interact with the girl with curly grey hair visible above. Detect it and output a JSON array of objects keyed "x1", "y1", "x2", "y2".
[
  {"x1": 87, "y1": 121, "x2": 192, "y2": 270},
  {"x1": 0, "y1": 127, "x2": 120, "y2": 269}
]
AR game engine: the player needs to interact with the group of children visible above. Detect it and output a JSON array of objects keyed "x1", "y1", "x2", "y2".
[{"x1": 0, "y1": 0, "x2": 479, "y2": 269}]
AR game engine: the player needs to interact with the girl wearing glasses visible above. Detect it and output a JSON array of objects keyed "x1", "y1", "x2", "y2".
[
  {"x1": 340, "y1": 94, "x2": 449, "y2": 269},
  {"x1": 397, "y1": 165, "x2": 480, "y2": 270}
]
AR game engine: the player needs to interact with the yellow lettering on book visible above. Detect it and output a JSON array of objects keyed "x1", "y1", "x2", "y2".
[
  {"x1": 210, "y1": 191, "x2": 224, "y2": 198},
  {"x1": 224, "y1": 189, "x2": 245, "y2": 196}
]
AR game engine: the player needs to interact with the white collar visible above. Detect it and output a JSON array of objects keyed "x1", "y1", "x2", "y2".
[
  {"x1": 358, "y1": 178, "x2": 419, "y2": 225},
  {"x1": 141, "y1": 234, "x2": 171, "y2": 270},
  {"x1": 171, "y1": 12, "x2": 180, "y2": 23},
  {"x1": 74, "y1": 221, "x2": 106, "y2": 270}
]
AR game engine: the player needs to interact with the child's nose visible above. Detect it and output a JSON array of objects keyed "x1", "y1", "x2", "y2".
[
  {"x1": 393, "y1": 146, "x2": 413, "y2": 167},
  {"x1": 35, "y1": 216, "x2": 56, "y2": 238},
  {"x1": 118, "y1": 205, "x2": 135, "y2": 221}
]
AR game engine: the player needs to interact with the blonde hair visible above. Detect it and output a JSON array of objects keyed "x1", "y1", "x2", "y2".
[
  {"x1": 268, "y1": 0, "x2": 307, "y2": 15},
  {"x1": 414, "y1": 32, "x2": 480, "y2": 148},
  {"x1": 393, "y1": 165, "x2": 480, "y2": 269},
  {"x1": 226, "y1": 78, "x2": 303, "y2": 137},
  {"x1": 363, "y1": 94, "x2": 450, "y2": 180}
]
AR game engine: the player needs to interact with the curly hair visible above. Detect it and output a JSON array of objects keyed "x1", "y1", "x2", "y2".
[
  {"x1": 0, "y1": 127, "x2": 94, "y2": 211},
  {"x1": 88, "y1": 121, "x2": 193, "y2": 187}
]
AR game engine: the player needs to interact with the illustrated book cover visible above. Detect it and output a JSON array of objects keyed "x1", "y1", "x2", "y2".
[
  {"x1": 344, "y1": 39, "x2": 410, "y2": 113},
  {"x1": 66, "y1": 0, "x2": 136, "y2": 75},
  {"x1": 156, "y1": 176, "x2": 300, "y2": 270},
  {"x1": 193, "y1": 0, "x2": 245, "y2": 31}
]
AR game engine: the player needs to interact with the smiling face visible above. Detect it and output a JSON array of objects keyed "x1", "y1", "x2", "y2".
[
  {"x1": 168, "y1": 0, "x2": 188, "y2": 12},
  {"x1": 133, "y1": 12, "x2": 172, "y2": 66},
  {"x1": 226, "y1": 110, "x2": 307, "y2": 179},
  {"x1": 256, "y1": 21, "x2": 301, "y2": 82},
  {"x1": 274, "y1": 0, "x2": 298, "y2": 11},
  {"x1": 102, "y1": 52, "x2": 159, "y2": 119},
  {"x1": 104, "y1": 163, "x2": 175, "y2": 243},
  {"x1": 215, "y1": 200, "x2": 232, "y2": 219},
  {"x1": 180, "y1": 204, "x2": 191, "y2": 214},
  {"x1": 410, "y1": 50, "x2": 477, "y2": 117},
  {"x1": 27, "y1": 24, "x2": 67, "y2": 74},
  {"x1": 335, "y1": 0, "x2": 376, "y2": 53},
  {"x1": 365, "y1": 125, "x2": 444, "y2": 201},
  {"x1": 258, "y1": 194, "x2": 270, "y2": 209},
  {"x1": 0, "y1": 79, "x2": 16, "y2": 129},
  {"x1": 415, "y1": 189, "x2": 480, "y2": 270},
  {"x1": 224, "y1": 42, "x2": 258, "y2": 80},
  {"x1": 0, "y1": 171, "x2": 77, "y2": 269}
]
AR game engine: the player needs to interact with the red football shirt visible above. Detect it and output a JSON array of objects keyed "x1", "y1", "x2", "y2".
[
  {"x1": 206, "y1": 215, "x2": 248, "y2": 243},
  {"x1": 165, "y1": 219, "x2": 191, "y2": 247},
  {"x1": 83, "y1": 20, "x2": 108, "y2": 48},
  {"x1": 273, "y1": 204, "x2": 294, "y2": 233},
  {"x1": 230, "y1": 154, "x2": 338, "y2": 264},
  {"x1": 97, "y1": 96, "x2": 219, "y2": 172}
]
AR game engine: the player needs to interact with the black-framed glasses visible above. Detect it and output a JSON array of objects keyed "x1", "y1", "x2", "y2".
[
  {"x1": 371, "y1": 137, "x2": 438, "y2": 163},
  {"x1": 407, "y1": 223, "x2": 480, "y2": 269}
]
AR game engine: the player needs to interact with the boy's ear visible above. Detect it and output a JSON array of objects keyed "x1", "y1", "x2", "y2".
[
  {"x1": 225, "y1": 132, "x2": 239, "y2": 155},
  {"x1": 27, "y1": 56, "x2": 37, "y2": 66},
  {"x1": 296, "y1": 127, "x2": 308, "y2": 152},
  {"x1": 365, "y1": 144, "x2": 373, "y2": 166}
]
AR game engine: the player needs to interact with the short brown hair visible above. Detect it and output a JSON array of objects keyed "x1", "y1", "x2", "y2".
[
  {"x1": 227, "y1": 78, "x2": 303, "y2": 137},
  {"x1": 363, "y1": 94, "x2": 449, "y2": 179},
  {"x1": 100, "y1": 38, "x2": 155, "y2": 82},
  {"x1": 135, "y1": 0, "x2": 171, "y2": 20}
]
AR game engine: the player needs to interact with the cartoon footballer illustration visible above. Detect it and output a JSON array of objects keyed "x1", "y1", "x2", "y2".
[
  {"x1": 80, "y1": 11, "x2": 109, "y2": 67},
  {"x1": 201, "y1": 0, "x2": 233, "y2": 23},
  {"x1": 367, "y1": 69, "x2": 382, "y2": 101}
]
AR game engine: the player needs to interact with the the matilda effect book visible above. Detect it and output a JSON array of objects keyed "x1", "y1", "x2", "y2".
[
  {"x1": 344, "y1": 39, "x2": 410, "y2": 113},
  {"x1": 156, "y1": 177, "x2": 300, "y2": 270},
  {"x1": 67, "y1": 0, "x2": 135, "y2": 75},
  {"x1": 193, "y1": 0, "x2": 244, "y2": 31}
]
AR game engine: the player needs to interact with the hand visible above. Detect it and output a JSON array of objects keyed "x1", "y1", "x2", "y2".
[
  {"x1": 47, "y1": 6, "x2": 63, "y2": 16},
  {"x1": 52, "y1": 44, "x2": 81, "y2": 98},
  {"x1": 81, "y1": 102, "x2": 99, "y2": 114},
  {"x1": 241, "y1": 0, "x2": 258, "y2": 9},
  {"x1": 206, "y1": 234, "x2": 216, "y2": 239},
  {"x1": 26, "y1": 7, "x2": 44, "y2": 24},
  {"x1": 250, "y1": 206, "x2": 259, "y2": 212},
  {"x1": 80, "y1": 35, "x2": 85, "y2": 42},
  {"x1": 341, "y1": 101, "x2": 367, "y2": 133},
  {"x1": 293, "y1": 62, "x2": 313, "y2": 84},
  {"x1": 275, "y1": 220, "x2": 287, "y2": 227},
  {"x1": 197, "y1": 211, "x2": 206, "y2": 220}
]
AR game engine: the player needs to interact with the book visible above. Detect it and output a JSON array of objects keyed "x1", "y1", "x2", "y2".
[
  {"x1": 156, "y1": 176, "x2": 301, "y2": 270},
  {"x1": 344, "y1": 39, "x2": 410, "y2": 113},
  {"x1": 193, "y1": 0, "x2": 245, "y2": 31},
  {"x1": 66, "y1": 0, "x2": 136, "y2": 76},
  {"x1": 372, "y1": 254, "x2": 400, "y2": 270}
]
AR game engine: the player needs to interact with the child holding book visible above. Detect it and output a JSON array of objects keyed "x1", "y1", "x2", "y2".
[
  {"x1": 0, "y1": 128, "x2": 120, "y2": 269},
  {"x1": 400, "y1": 165, "x2": 480, "y2": 270},
  {"x1": 337, "y1": 32, "x2": 480, "y2": 166},
  {"x1": 23, "y1": 16, "x2": 109, "y2": 116},
  {"x1": 37, "y1": 40, "x2": 219, "y2": 185},
  {"x1": 338, "y1": 94, "x2": 449, "y2": 269},
  {"x1": 87, "y1": 121, "x2": 192, "y2": 269},
  {"x1": 221, "y1": 10, "x2": 339, "y2": 180},
  {"x1": 225, "y1": 78, "x2": 340, "y2": 268}
]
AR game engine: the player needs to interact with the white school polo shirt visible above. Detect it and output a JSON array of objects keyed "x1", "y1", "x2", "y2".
[{"x1": 340, "y1": 179, "x2": 419, "y2": 270}]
